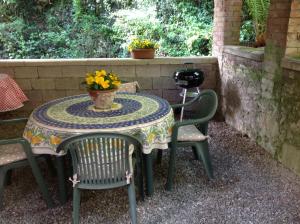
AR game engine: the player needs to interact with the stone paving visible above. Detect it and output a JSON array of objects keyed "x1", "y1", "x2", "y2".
[{"x1": 0, "y1": 121, "x2": 300, "y2": 223}]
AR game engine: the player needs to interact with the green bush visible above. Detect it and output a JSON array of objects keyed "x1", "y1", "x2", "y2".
[{"x1": 0, "y1": 0, "x2": 214, "y2": 58}]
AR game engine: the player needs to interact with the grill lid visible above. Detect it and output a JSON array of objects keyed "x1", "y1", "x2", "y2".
[{"x1": 173, "y1": 68, "x2": 204, "y2": 88}]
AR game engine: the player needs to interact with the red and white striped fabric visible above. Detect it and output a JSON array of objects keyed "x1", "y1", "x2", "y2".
[{"x1": 0, "y1": 74, "x2": 28, "y2": 112}]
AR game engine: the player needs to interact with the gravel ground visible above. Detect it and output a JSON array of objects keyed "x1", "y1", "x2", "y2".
[{"x1": 0, "y1": 121, "x2": 300, "y2": 224}]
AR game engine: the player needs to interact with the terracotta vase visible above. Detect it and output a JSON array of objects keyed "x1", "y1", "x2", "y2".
[
  {"x1": 131, "y1": 48, "x2": 155, "y2": 59},
  {"x1": 88, "y1": 89, "x2": 117, "y2": 109}
]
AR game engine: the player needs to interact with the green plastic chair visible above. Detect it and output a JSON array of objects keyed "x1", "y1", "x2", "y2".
[
  {"x1": 57, "y1": 132, "x2": 143, "y2": 224},
  {"x1": 0, "y1": 118, "x2": 54, "y2": 209},
  {"x1": 166, "y1": 89, "x2": 218, "y2": 191}
]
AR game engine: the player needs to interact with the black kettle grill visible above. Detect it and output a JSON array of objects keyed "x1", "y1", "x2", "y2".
[{"x1": 173, "y1": 63, "x2": 205, "y2": 120}]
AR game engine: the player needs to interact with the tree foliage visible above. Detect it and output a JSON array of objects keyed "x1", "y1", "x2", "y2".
[{"x1": 0, "y1": 0, "x2": 214, "y2": 58}]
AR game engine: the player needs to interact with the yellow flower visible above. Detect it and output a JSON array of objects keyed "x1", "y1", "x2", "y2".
[
  {"x1": 95, "y1": 70, "x2": 106, "y2": 77},
  {"x1": 31, "y1": 136, "x2": 43, "y2": 145},
  {"x1": 25, "y1": 130, "x2": 33, "y2": 140},
  {"x1": 147, "y1": 133, "x2": 156, "y2": 143},
  {"x1": 50, "y1": 135, "x2": 62, "y2": 145},
  {"x1": 112, "y1": 81, "x2": 121, "y2": 87},
  {"x1": 86, "y1": 76, "x2": 95, "y2": 85},
  {"x1": 95, "y1": 76, "x2": 110, "y2": 89}
]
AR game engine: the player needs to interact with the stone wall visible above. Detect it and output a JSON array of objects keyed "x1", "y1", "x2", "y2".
[
  {"x1": 221, "y1": 46, "x2": 264, "y2": 141},
  {"x1": 221, "y1": 45, "x2": 300, "y2": 175},
  {"x1": 0, "y1": 57, "x2": 218, "y2": 114}
]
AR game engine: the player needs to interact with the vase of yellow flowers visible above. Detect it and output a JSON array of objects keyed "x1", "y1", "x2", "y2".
[
  {"x1": 84, "y1": 69, "x2": 121, "y2": 109},
  {"x1": 128, "y1": 38, "x2": 159, "y2": 59}
]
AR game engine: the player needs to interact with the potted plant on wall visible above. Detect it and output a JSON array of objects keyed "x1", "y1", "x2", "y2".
[
  {"x1": 245, "y1": 0, "x2": 270, "y2": 47},
  {"x1": 83, "y1": 69, "x2": 121, "y2": 109},
  {"x1": 128, "y1": 38, "x2": 159, "y2": 59}
]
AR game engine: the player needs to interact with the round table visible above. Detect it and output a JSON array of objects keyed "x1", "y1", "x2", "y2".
[
  {"x1": 23, "y1": 93, "x2": 174, "y2": 197},
  {"x1": 23, "y1": 92, "x2": 174, "y2": 155},
  {"x1": 0, "y1": 74, "x2": 28, "y2": 112}
]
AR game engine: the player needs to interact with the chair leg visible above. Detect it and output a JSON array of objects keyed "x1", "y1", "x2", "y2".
[
  {"x1": 192, "y1": 146, "x2": 200, "y2": 160},
  {"x1": 135, "y1": 151, "x2": 144, "y2": 201},
  {"x1": 195, "y1": 141, "x2": 213, "y2": 179},
  {"x1": 28, "y1": 156, "x2": 54, "y2": 208},
  {"x1": 4, "y1": 170, "x2": 12, "y2": 186},
  {"x1": 44, "y1": 155, "x2": 56, "y2": 177},
  {"x1": 143, "y1": 153, "x2": 154, "y2": 196},
  {"x1": 72, "y1": 187, "x2": 81, "y2": 224},
  {"x1": 156, "y1": 149, "x2": 163, "y2": 165},
  {"x1": 0, "y1": 167, "x2": 7, "y2": 209},
  {"x1": 166, "y1": 144, "x2": 177, "y2": 191},
  {"x1": 128, "y1": 183, "x2": 137, "y2": 224},
  {"x1": 56, "y1": 156, "x2": 67, "y2": 204}
]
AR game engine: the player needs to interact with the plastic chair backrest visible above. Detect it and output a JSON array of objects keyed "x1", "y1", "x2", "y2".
[
  {"x1": 189, "y1": 89, "x2": 218, "y2": 135},
  {"x1": 57, "y1": 132, "x2": 142, "y2": 189},
  {"x1": 193, "y1": 89, "x2": 218, "y2": 120}
]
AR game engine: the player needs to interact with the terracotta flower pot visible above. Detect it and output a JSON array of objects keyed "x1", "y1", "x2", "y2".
[
  {"x1": 131, "y1": 49, "x2": 155, "y2": 59},
  {"x1": 88, "y1": 89, "x2": 117, "y2": 109}
]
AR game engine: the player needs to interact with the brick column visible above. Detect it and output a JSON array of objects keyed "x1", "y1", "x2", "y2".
[
  {"x1": 264, "y1": 0, "x2": 292, "y2": 76},
  {"x1": 212, "y1": 0, "x2": 243, "y2": 60},
  {"x1": 285, "y1": 0, "x2": 300, "y2": 56}
]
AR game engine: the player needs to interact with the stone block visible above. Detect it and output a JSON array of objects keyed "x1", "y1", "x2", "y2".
[
  {"x1": 15, "y1": 79, "x2": 32, "y2": 90},
  {"x1": 38, "y1": 66, "x2": 62, "y2": 78},
  {"x1": 31, "y1": 79, "x2": 55, "y2": 90},
  {"x1": 42, "y1": 90, "x2": 66, "y2": 101},
  {"x1": 21, "y1": 100, "x2": 43, "y2": 112},
  {"x1": 136, "y1": 65, "x2": 160, "y2": 77},
  {"x1": 86, "y1": 66, "x2": 109, "y2": 73},
  {"x1": 202, "y1": 73, "x2": 217, "y2": 89},
  {"x1": 162, "y1": 89, "x2": 182, "y2": 104},
  {"x1": 135, "y1": 77, "x2": 153, "y2": 90},
  {"x1": 110, "y1": 66, "x2": 135, "y2": 77},
  {"x1": 153, "y1": 77, "x2": 177, "y2": 90},
  {"x1": 65, "y1": 90, "x2": 86, "y2": 96},
  {"x1": 24, "y1": 90, "x2": 43, "y2": 101},
  {"x1": 62, "y1": 66, "x2": 86, "y2": 77},
  {"x1": 55, "y1": 78, "x2": 80, "y2": 90},
  {"x1": 0, "y1": 67, "x2": 15, "y2": 77},
  {"x1": 285, "y1": 48, "x2": 299, "y2": 55},
  {"x1": 139, "y1": 89, "x2": 162, "y2": 97},
  {"x1": 15, "y1": 67, "x2": 38, "y2": 78},
  {"x1": 160, "y1": 64, "x2": 184, "y2": 77}
]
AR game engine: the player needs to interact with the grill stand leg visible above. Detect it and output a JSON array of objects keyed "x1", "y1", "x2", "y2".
[{"x1": 180, "y1": 89, "x2": 187, "y2": 121}]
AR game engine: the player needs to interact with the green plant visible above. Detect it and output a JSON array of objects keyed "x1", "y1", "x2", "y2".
[
  {"x1": 128, "y1": 38, "x2": 158, "y2": 51},
  {"x1": 245, "y1": 0, "x2": 270, "y2": 46}
]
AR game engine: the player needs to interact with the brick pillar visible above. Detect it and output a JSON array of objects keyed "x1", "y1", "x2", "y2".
[
  {"x1": 212, "y1": 0, "x2": 243, "y2": 60},
  {"x1": 285, "y1": 0, "x2": 300, "y2": 56},
  {"x1": 264, "y1": 0, "x2": 292, "y2": 76}
]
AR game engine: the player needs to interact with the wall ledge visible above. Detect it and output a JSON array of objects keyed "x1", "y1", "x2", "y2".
[
  {"x1": 281, "y1": 57, "x2": 300, "y2": 72},
  {"x1": 0, "y1": 57, "x2": 217, "y2": 67},
  {"x1": 223, "y1": 45, "x2": 264, "y2": 62}
]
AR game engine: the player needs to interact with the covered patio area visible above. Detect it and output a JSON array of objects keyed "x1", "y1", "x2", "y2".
[{"x1": 0, "y1": 0, "x2": 300, "y2": 223}]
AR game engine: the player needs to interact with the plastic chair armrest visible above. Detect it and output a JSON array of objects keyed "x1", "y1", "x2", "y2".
[
  {"x1": 171, "y1": 94, "x2": 200, "y2": 109},
  {"x1": 0, "y1": 118, "x2": 28, "y2": 125}
]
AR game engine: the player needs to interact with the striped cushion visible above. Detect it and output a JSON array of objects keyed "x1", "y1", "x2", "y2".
[
  {"x1": 0, "y1": 143, "x2": 26, "y2": 166},
  {"x1": 177, "y1": 125, "x2": 208, "y2": 142}
]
